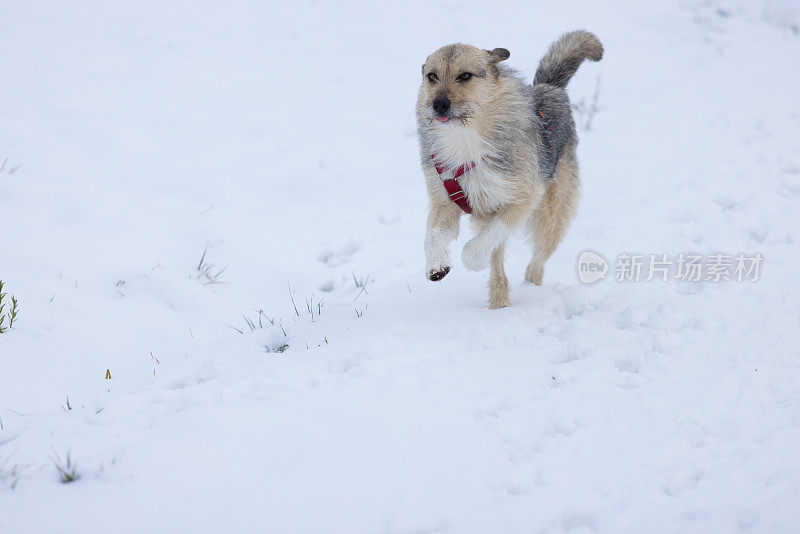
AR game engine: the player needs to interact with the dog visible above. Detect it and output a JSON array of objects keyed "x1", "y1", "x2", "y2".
[{"x1": 416, "y1": 30, "x2": 603, "y2": 308}]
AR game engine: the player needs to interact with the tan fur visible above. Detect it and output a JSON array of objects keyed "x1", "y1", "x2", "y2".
[
  {"x1": 525, "y1": 149, "x2": 581, "y2": 285},
  {"x1": 417, "y1": 33, "x2": 600, "y2": 307},
  {"x1": 489, "y1": 242, "x2": 509, "y2": 309}
]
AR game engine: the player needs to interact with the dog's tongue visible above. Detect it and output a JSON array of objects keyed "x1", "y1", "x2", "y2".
[{"x1": 437, "y1": 116, "x2": 449, "y2": 122}]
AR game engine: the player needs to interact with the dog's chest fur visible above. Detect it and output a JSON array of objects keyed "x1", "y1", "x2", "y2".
[{"x1": 431, "y1": 126, "x2": 516, "y2": 214}]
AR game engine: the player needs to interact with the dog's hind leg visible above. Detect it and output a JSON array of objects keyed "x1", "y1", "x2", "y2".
[
  {"x1": 525, "y1": 151, "x2": 580, "y2": 285},
  {"x1": 489, "y1": 241, "x2": 509, "y2": 309}
]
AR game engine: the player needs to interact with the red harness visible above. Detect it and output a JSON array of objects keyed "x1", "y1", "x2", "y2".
[{"x1": 431, "y1": 155, "x2": 475, "y2": 214}]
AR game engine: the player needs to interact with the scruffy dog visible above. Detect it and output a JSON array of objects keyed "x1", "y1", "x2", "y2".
[{"x1": 416, "y1": 31, "x2": 603, "y2": 308}]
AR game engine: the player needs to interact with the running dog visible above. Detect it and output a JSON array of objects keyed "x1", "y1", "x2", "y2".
[{"x1": 416, "y1": 30, "x2": 603, "y2": 308}]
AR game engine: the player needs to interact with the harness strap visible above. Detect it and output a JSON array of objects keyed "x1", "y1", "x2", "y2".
[{"x1": 430, "y1": 155, "x2": 474, "y2": 214}]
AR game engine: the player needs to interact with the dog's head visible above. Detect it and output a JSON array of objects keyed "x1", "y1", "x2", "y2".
[{"x1": 418, "y1": 44, "x2": 510, "y2": 125}]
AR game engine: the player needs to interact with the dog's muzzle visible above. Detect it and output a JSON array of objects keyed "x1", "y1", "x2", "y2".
[{"x1": 432, "y1": 96, "x2": 450, "y2": 120}]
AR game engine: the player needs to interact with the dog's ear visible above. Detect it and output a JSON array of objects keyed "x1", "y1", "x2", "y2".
[{"x1": 486, "y1": 48, "x2": 510, "y2": 63}]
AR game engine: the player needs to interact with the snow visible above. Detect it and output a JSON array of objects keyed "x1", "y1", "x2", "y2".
[{"x1": 1, "y1": 0, "x2": 799, "y2": 532}]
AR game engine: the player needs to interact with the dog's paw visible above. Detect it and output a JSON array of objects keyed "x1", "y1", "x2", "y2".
[
  {"x1": 428, "y1": 266, "x2": 450, "y2": 281},
  {"x1": 462, "y1": 238, "x2": 491, "y2": 271},
  {"x1": 425, "y1": 246, "x2": 451, "y2": 282}
]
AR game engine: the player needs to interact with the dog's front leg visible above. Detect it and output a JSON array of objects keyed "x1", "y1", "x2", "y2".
[
  {"x1": 425, "y1": 202, "x2": 461, "y2": 281},
  {"x1": 462, "y1": 200, "x2": 535, "y2": 272}
]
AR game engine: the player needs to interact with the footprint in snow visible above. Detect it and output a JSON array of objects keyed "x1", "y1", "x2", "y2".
[{"x1": 317, "y1": 239, "x2": 361, "y2": 267}]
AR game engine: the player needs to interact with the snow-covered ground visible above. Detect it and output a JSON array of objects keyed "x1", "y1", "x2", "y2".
[{"x1": 2, "y1": 0, "x2": 799, "y2": 532}]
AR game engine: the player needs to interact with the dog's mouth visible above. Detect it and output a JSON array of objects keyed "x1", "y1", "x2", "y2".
[{"x1": 431, "y1": 113, "x2": 471, "y2": 124}]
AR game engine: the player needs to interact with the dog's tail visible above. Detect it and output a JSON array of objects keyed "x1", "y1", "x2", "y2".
[{"x1": 534, "y1": 30, "x2": 603, "y2": 89}]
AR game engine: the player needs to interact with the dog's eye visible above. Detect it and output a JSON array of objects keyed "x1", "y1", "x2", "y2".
[
  {"x1": 456, "y1": 72, "x2": 473, "y2": 82},
  {"x1": 427, "y1": 72, "x2": 438, "y2": 84}
]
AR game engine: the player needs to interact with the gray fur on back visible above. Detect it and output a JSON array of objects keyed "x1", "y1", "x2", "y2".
[
  {"x1": 486, "y1": 67, "x2": 576, "y2": 182},
  {"x1": 532, "y1": 83, "x2": 575, "y2": 181}
]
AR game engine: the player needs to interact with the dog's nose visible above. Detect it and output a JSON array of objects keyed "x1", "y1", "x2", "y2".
[{"x1": 432, "y1": 96, "x2": 450, "y2": 115}]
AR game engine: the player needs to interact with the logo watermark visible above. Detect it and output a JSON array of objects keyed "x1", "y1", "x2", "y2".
[
  {"x1": 576, "y1": 249, "x2": 609, "y2": 284},
  {"x1": 577, "y1": 251, "x2": 763, "y2": 284}
]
